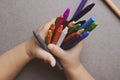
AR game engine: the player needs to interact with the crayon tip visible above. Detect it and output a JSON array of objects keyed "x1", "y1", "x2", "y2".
[
  {"x1": 89, "y1": 3, "x2": 95, "y2": 8},
  {"x1": 48, "y1": 30, "x2": 52, "y2": 36},
  {"x1": 83, "y1": 31, "x2": 90, "y2": 37},
  {"x1": 91, "y1": 16, "x2": 96, "y2": 22},
  {"x1": 63, "y1": 8, "x2": 70, "y2": 16},
  {"x1": 79, "y1": 34, "x2": 84, "y2": 39},
  {"x1": 92, "y1": 22, "x2": 98, "y2": 27},
  {"x1": 77, "y1": 28, "x2": 85, "y2": 34},
  {"x1": 57, "y1": 25, "x2": 63, "y2": 32},
  {"x1": 50, "y1": 22, "x2": 55, "y2": 29},
  {"x1": 60, "y1": 15, "x2": 64, "y2": 19},
  {"x1": 86, "y1": 21, "x2": 98, "y2": 31}
]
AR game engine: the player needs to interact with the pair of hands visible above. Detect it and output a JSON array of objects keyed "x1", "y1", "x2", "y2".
[{"x1": 25, "y1": 19, "x2": 83, "y2": 70}]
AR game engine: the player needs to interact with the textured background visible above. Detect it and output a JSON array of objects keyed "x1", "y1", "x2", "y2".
[{"x1": 0, "y1": 0, "x2": 120, "y2": 80}]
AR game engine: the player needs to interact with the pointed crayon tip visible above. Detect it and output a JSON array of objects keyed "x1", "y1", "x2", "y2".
[
  {"x1": 63, "y1": 8, "x2": 70, "y2": 16},
  {"x1": 57, "y1": 25, "x2": 63, "y2": 32}
]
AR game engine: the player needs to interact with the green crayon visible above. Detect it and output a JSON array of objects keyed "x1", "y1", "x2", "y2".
[
  {"x1": 67, "y1": 23, "x2": 81, "y2": 35},
  {"x1": 86, "y1": 22, "x2": 98, "y2": 32},
  {"x1": 55, "y1": 17, "x2": 59, "y2": 24}
]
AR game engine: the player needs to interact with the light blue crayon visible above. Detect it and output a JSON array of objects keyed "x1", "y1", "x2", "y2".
[{"x1": 78, "y1": 16, "x2": 96, "y2": 30}]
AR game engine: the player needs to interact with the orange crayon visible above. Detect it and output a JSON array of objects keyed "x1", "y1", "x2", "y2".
[
  {"x1": 45, "y1": 30, "x2": 53, "y2": 44},
  {"x1": 49, "y1": 22, "x2": 55, "y2": 33},
  {"x1": 52, "y1": 25, "x2": 63, "y2": 44}
]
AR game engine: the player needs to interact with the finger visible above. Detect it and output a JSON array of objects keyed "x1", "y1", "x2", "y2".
[
  {"x1": 68, "y1": 21, "x2": 76, "y2": 29},
  {"x1": 48, "y1": 44, "x2": 66, "y2": 59},
  {"x1": 35, "y1": 48, "x2": 56, "y2": 67}
]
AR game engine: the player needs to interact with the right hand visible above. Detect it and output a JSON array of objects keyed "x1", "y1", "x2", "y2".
[{"x1": 48, "y1": 41, "x2": 83, "y2": 70}]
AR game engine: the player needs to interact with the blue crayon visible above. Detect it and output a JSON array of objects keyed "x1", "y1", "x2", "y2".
[
  {"x1": 78, "y1": 16, "x2": 96, "y2": 30},
  {"x1": 61, "y1": 31, "x2": 89, "y2": 50}
]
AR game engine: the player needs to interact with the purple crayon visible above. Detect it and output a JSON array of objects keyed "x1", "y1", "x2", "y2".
[
  {"x1": 63, "y1": 8, "x2": 70, "y2": 22},
  {"x1": 72, "y1": 0, "x2": 88, "y2": 19},
  {"x1": 61, "y1": 31, "x2": 90, "y2": 50},
  {"x1": 63, "y1": 8, "x2": 70, "y2": 27},
  {"x1": 61, "y1": 34, "x2": 82, "y2": 49}
]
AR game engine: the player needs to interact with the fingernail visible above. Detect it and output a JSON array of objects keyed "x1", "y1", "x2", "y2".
[
  {"x1": 48, "y1": 44, "x2": 54, "y2": 50},
  {"x1": 50, "y1": 61, "x2": 55, "y2": 67}
]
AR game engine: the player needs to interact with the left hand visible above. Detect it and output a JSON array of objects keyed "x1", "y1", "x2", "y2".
[{"x1": 25, "y1": 19, "x2": 56, "y2": 67}]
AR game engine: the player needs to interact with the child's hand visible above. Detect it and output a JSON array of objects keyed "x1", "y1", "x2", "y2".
[
  {"x1": 24, "y1": 18, "x2": 83, "y2": 69},
  {"x1": 48, "y1": 41, "x2": 83, "y2": 70},
  {"x1": 25, "y1": 19, "x2": 56, "y2": 67}
]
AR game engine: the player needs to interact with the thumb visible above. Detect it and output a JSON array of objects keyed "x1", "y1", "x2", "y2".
[
  {"x1": 35, "y1": 48, "x2": 56, "y2": 67},
  {"x1": 48, "y1": 44, "x2": 65, "y2": 59}
]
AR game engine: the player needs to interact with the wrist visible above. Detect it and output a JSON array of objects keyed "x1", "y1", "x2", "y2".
[
  {"x1": 23, "y1": 38, "x2": 35, "y2": 60},
  {"x1": 62, "y1": 61, "x2": 81, "y2": 71},
  {"x1": 64, "y1": 63, "x2": 82, "y2": 72},
  {"x1": 64, "y1": 63, "x2": 82, "y2": 80}
]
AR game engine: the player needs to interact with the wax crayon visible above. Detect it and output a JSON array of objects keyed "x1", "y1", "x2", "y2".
[
  {"x1": 49, "y1": 22, "x2": 55, "y2": 33},
  {"x1": 86, "y1": 22, "x2": 98, "y2": 32},
  {"x1": 61, "y1": 34, "x2": 81, "y2": 49},
  {"x1": 77, "y1": 28, "x2": 85, "y2": 34},
  {"x1": 57, "y1": 27, "x2": 68, "y2": 46},
  {"x1": 69, "y1": 3, "x2": 95, "y2": 22},
  {"x1": 54, "y1": 16, "x2": 64, "y2": 36},
  {"x1": 75, "y1": 20, "x2": 86, "y2": 25},
  {"x1": 72, "y1": 0, "x2": 88, "y2": 19},
  {"x1": 78, "y1": 16, "x2": 96, "y2": 30},
  {"x1": 52, "y1": 25, "x2": 63, "y2": 44},
  {"x1": 67, "y1": 23, "x2": 81, "y2": 35},
  {"x1": 63, "y1": 8, "x2": 70, "y2": 26},
  {"x1": 55, "y1": 17, "x2": 59, "y2": 24},
  {"x1": 67, "y1": 31, "x2": 89, "y2": 49},
  {"x1": 63, "y1": 32, "x2": 78, "y2": 43},
  {"x1": 45, "y1": 30, "x2": 53, "y2": 44},
  {"x1": 61, "y1": 31, "x2": 90, "y2": 50},
  {"x1": 63, "y1": 29, "x2": 84, "y2": 43}
]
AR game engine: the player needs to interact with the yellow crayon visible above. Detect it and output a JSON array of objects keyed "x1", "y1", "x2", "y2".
[{"x1": 77, "y1": 28, "x2": 85, "y2": 34}]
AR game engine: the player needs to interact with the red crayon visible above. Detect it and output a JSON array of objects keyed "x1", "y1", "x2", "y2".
[
  {"x1": 63, "y1": 32, "x2": 78, "y2": 43},
  {"x1": 55, "y1": 16, "x2": 64, "y2": 31},
  {"x1": 52, "y1": 25, "x2": 63, "y2": 44}
]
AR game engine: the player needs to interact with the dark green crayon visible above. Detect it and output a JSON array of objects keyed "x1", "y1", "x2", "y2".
[{"x1": 67, "y1": 23, "x2": 81, "y2": 35}]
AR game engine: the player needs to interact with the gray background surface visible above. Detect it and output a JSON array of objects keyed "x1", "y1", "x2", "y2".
[{"x1": 0, "y1": 0, "x2": 120, "y2": 80}]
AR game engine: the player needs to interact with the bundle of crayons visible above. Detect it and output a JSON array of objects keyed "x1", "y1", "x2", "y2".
[
  {"x1": 45, "y1": 1, "x2": 98, "y2": 50},
  {"x1": 33, "y1": 0, "x2": 99, "y2": 70}
]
